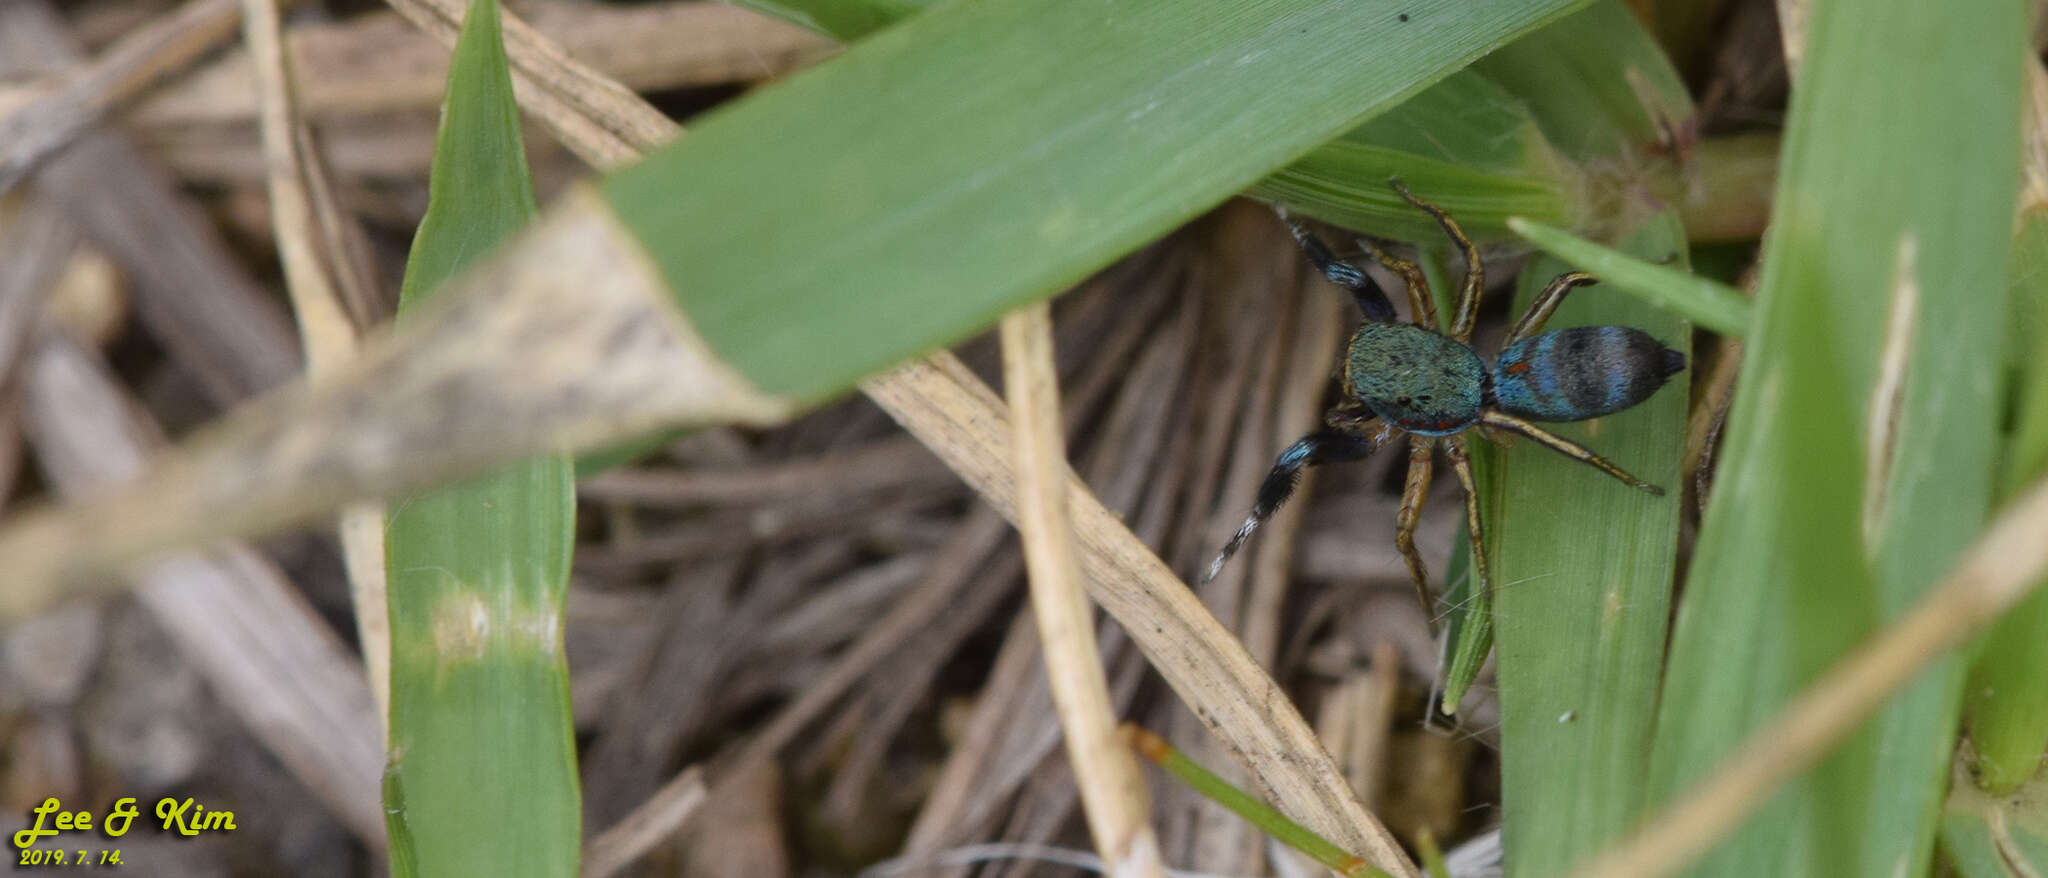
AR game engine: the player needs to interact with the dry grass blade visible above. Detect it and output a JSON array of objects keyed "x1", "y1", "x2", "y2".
[
  {"x1": 379, "y1": 0, "x2": 677, "y2": 167},
  {"x1": 899, "y1": 612, "x2": 1048, "y2": 857},
  {"x1": 1000, "y1": 301, "x2": 1162, "y2": 877},
  {"x1": 0, "y1": 0, "x2": 290, "y2": 193},
  {"x1": 3, "y1": 0, "x2": 301, "y2": 405},
  {"x1": 22, "y1": 331, "x2": 385, "y2": 842},
  {"x1": 1242, "y1": 282, "x2": 1345, "y2": 665},
  {"x1": 240, "y1": 0, "x2": 379, "y2": 364},
  {"x1": 1574, "y1": 473, "x2": 2048, "y2": 878},
  {"x1": 241, "y1": 0, "x2": 392, "y2": 729},
  {"x1": 713, "y1": 510, "x2": 1007, "y2": 768},
  {"x1": 864, "y1": 352, "x2": 1421, "y2": 878},
  {"x1": 28, "y1": 3, "x2": 828, "y2": 130},
  {"x1": 0, "y1": 207, "x2": 74, "y2": 374},
  {"x1": 0, "y1": 189, "x2": 795, "y2": 618},
  {"x1": 582, "y1": 766, "x2": 708, "y2": 878},
  {"x1": 577, "y1": 437, "x2": 942, "y2": 506}
]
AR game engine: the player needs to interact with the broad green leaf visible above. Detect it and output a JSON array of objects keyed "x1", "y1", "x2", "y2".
[
  {"x1": 1644, "y1": 3, "x2": 2024, "y2": 878},
  {"x1": 746, "y1": 0, "x2": 1588, "y2": 245},
  {"x1": 382, "y1": 2, "x2": 580, "y2": 876},
  {"x1": 600, "y1": 0, "x2": 1597, "y2": 402}
]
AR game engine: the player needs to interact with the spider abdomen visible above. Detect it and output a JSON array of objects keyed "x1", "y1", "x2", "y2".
[
  {"x1": 1492, "y1": 325, "x2": 1686, "y2": 422},
  {"x1": 1345, "y1": 323, "x2": 1485, "y2": 436}
]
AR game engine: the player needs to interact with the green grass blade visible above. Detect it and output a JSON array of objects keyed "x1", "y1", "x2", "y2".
[
  {"x1": 1962, "y1": 207, "x2": 2048, "y2": 794},
  {"x1": 1492, "y1": 214, "x2": 1689, "y2": 878},
  {"x1": 381, "y1": 3, "x2": 580, "y2": 876},
  {"x1": 600, "y1": 0, "x2": 1596, "y2": 403},
  {"x1": 1643, "y1": 1, "x2": 2025, "y2": 876},
  {"x1": 1507, "y1": 216, "x2": 1751, "y2": 337},
  {"x1": 1124, "y1": 726, "x2": 1389, "y2": 878},
  {"x1": 1436, "y1": 516, "x2": 1488, "y2": 712},
  {"x1": 1250, "y1": 68, "x2": 1583, "y2": 241},
  {"x1": 1417, "y1": 830, "x2": 1451, "y2": 878}
]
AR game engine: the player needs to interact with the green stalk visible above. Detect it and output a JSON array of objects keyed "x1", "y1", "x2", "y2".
[
  {"x1": 381, "y1": 2, "x2": 579, "y2": 876},
  {"x1": 1638, "y1": 132, "x2": 1782, "y2": 244},
  {"x1": 1961, "y1": 207, "x2": 2048, "y2": 793}
]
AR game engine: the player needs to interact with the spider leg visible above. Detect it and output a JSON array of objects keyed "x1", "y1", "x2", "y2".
[
  {"x1": 1443, "y1": 435, "x2": 1490, "y2": 624},
  {"x1": 1504, "y1": 271, "x2": 1599, "y2": 346},
  {"x1": 1275, "y1": 209, "x2": 1397, "y2": 322},
  {"x1": 1395, "y1": 436, "x2": 1440, "y2": 632},
  {"x1": 1324, "y1": 399, "x2": 1375, "y2": 432},
  {"x1": 1202, "y1": 424, "x2": 1389, "y2": 586},
  {"x1": 1479, "y1": 410, "x2": 1666, "y2": 496},
  {"x1": 1355, "y1": 237, "x2": 1439, "y2": 331},
  {"x1": 1390, "y1": 178, "x2": 1484, "y2": 343}
]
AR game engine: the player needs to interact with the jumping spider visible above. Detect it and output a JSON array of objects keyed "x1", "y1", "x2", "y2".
[{"x1": 1202, "y1": 182, "x2": 1687, "y2": 632}]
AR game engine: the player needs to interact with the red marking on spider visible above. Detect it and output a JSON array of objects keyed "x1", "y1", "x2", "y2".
[{"x1": 1506, "y1": 361, "x2": 1532, "y2": 374}]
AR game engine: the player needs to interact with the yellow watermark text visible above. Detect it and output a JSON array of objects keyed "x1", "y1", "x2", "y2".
[{"x1": 12, "y1": 795, "x2": 238, "y2": 868}]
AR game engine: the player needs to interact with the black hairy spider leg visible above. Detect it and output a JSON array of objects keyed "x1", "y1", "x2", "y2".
[
  {"x1": 1355, "y1": 238, "x2": 1440, "y2": 330},
  {"x1": 1394, "y1": 436, "x2": 1442, "y2": 633},
  {"x1": 1443, "y1": 435, "x2": 1489, "y2": 625},
  {"x1": 1479, "y1": 410, "x2": 1665, "y2": 495},
  {"x1": 1504, "y1": 271, "x2": 1599, "y2": 346},
  {"x1": 1390, "y1": 178, "x2": 1484, "y2": 342},
  {"x1": 1276, "y1": 210, "x2": 1398, "y2": 322},
  {"x1": 1201, "y1": 425, "x2": 1389, "y2": 586}
]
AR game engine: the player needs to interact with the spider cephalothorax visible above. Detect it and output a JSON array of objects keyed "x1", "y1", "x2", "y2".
[{"x1": 1202, "y1": 182, "x2": 1686, "y2": 632}]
